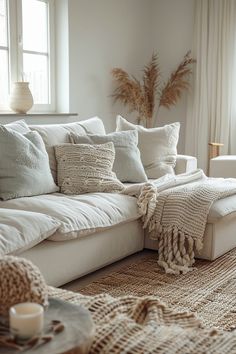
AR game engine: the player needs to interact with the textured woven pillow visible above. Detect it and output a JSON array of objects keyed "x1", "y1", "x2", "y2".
[
  {"x1": 0, "y1": 126, "x2": 59, "y2": 200},
  {"x1": 55, "y1": 142, "x2": 124, "y2": 194},
  {"x1": 69, "y1": 130, "x2": 148, "y2": 183},
  {"x1": 116, "y1": 115, "x2": 180, "y2": 179}
]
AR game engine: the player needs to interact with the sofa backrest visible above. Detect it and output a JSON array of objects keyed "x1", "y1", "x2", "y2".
[{"x1": 30, "y1": 116, "x2": 106, "y2": 181}]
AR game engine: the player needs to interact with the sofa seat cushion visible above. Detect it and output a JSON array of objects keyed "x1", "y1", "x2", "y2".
[
  {"x1": 0, "y1": 193, "x2": 140, "y2": 241},
  {"x1": 0, "y1": 209, "x2": 60, "y2": 256},
  {"x1": 207, "y1": 194, "x2": 236, "y2": 223}
]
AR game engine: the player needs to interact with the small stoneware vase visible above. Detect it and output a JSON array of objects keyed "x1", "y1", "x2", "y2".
[{"x1": 9, "y1": 82, "x2": 34, "y2": 114}]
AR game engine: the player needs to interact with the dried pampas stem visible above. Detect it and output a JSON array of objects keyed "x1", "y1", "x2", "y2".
[{"x1": 111, "y1": 51, "x2": 195, "y2": 127}]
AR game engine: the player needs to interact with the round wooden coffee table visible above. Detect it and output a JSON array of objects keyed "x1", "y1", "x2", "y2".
[{"x1": 0, "y1": 298, "x2": 94, "y2": 354}]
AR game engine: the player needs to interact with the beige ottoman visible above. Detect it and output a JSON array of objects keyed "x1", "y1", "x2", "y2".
[
  {"x1": 145, "y1": 194, "x2": 236, "y2": 260},
  {"x1": 209, "y1": 155, "x2": 236, "y2": 178}
]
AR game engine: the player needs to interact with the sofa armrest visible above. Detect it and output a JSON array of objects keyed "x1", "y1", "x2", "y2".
[{"x1": 175, "y1": 154, "x2": 197, "y2": 175}]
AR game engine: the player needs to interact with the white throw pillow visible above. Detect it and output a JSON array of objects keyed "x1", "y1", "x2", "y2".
[
  {"x1": 0, "y1": 209, "x2": 60, "y2": 256},
  {"x1": 116, "y1": 115, "x2": 180, "y2": 179},
  {"x1": 55, "y1": 142, "x2": 124, "y2": 195},
  {"x1": 0, "y1": 127, "x2": 59, "y2": 200},
  {"x1": 69, "y1": 130, "x2": 148, "y2": 183}
]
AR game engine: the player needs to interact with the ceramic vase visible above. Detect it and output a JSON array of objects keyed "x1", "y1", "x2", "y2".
[{"x1": 9, "y1": 82, "x2": 34, "y2": 114}]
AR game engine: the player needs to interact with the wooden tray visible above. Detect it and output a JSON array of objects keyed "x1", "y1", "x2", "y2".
[{"x1": 0, "y1": 297, "x2": 94, "y2": 354}]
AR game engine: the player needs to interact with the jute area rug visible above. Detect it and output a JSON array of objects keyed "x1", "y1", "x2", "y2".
[{"x1": 78, "y1": 249, "x2": 236, "y2": 331}]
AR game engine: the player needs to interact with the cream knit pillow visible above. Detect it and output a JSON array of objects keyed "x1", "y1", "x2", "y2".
[{"x1": 55, "y1": 142, "x2": 124, "y2": 194}]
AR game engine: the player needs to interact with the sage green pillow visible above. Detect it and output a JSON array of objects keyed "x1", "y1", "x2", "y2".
[
  {"x1": 5, "y1": 119, "x2": 30, "y2": 134},
  {"x1": 69, "y1": 130, "x2": 148, "y2": 183},
  {"x1": 0, "y1": 126, "x2": 59, "y2": 200}
]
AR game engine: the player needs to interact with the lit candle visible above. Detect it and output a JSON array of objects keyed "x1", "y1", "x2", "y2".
[{"x1": 9, "y1": 303, "x2": 44, "y2": 341}]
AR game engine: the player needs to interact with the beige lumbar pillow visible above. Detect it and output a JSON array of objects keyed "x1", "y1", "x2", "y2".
[
  {"x1": 55, "y1": 142, "x2": 124, "y2": 194},
  {"x1": 116, "y1": 115, "x2": 180, "y2": 179}
]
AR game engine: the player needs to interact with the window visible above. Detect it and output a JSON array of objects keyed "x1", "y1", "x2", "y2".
[
  {"x1": 0, "y1": 0, "x2": 55, "y2": 111},
  {"x1": 0, "y1": 0, "x2": 9, "y2": 105}
]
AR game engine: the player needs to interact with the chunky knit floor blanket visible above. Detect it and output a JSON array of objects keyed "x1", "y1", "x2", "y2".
[
  {"x1": 49, "y1": 286, "x2": 236, "y2": 354},
  {"x1": 125, "y1": 169, "x2": 236, "y2": 274}
]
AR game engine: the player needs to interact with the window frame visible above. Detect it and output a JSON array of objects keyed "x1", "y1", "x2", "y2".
[
  {"x1": 0, "y1": 0, "x2": 55, "y2": 112},
  {"x1": 0, "y1": 0, "x2": 10, "y2": 110}
]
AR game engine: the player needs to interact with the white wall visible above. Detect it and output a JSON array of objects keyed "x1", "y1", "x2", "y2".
[
  {"x1": 55, "y1": 0, "x2": 195, "y2": 151},
  {"x1": 150, "y1": 0, "x2": 195, "y2": 152},
  {"x1": 67, "y1": 0, "x2": 152, "y2": 132}
]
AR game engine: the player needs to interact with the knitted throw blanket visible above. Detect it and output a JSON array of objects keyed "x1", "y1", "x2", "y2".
[
  {"x1": 125, "y1": 169, "x2": 236, "y2": 274},
  {"x1": 49, "y1": 286, "x2": 236, "y2": 354}
]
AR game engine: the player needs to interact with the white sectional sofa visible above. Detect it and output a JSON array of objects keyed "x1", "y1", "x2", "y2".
[
  {"x1": 18, "y1": 153, "x2": 193, "y2": 287},
  {"x1": 1, "y1": 117, "x2": 236, "y2": 287}
]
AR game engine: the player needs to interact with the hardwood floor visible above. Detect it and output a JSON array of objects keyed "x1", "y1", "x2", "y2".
[{"x1": 62, "y1": 250, "x2": 154, "y2": 292}]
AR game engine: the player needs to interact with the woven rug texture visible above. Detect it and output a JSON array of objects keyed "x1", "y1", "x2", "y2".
[
  {"x1": 78, "y1": 249, "x2": 236, "y2": 331},
  {"x1": 49, "y1": 286, "x2": 236, "y2": 353}
]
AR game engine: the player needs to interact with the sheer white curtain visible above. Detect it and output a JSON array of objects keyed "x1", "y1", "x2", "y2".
[{"x1": 185, "y1": 0, "x2": 236, "y2": 172}]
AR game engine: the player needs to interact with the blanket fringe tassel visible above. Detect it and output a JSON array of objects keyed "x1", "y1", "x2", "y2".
[
  {"x1": 149, "y1": 224, "x2": 203, "y2": 275},
  {"x1": 137, "y1": 183, "x2": 158, "y2": 228}
]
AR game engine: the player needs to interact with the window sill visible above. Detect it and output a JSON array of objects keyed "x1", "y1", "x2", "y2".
[{"x1": 0, "y1": 112, "x2": 78, "y2": 117}]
